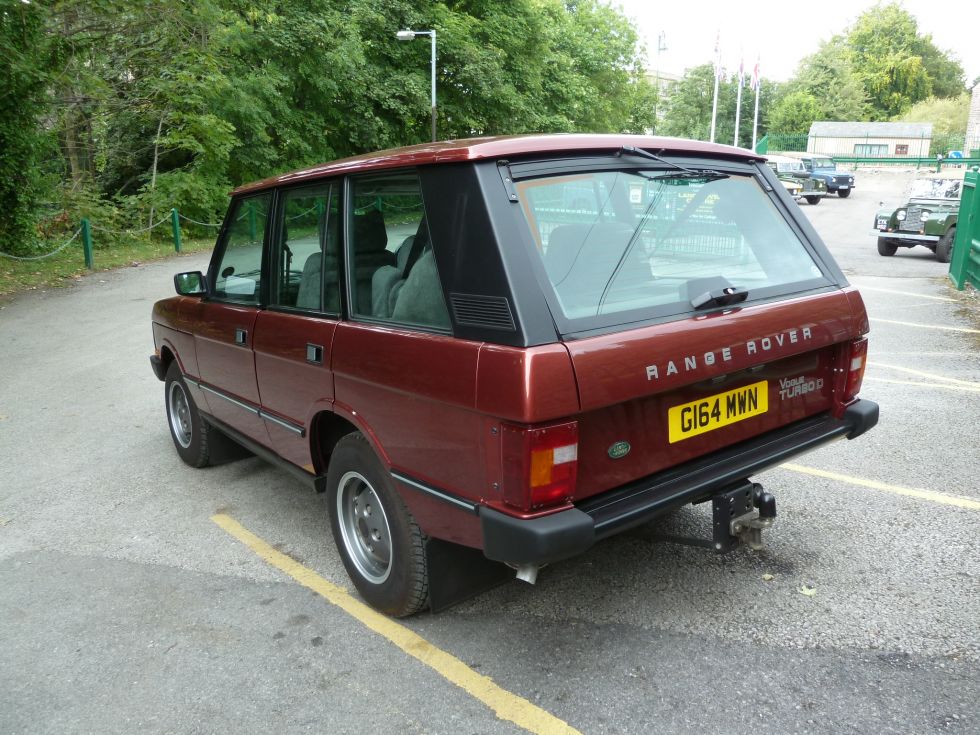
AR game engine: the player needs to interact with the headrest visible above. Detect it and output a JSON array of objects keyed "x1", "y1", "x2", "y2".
[{"x1": 353, "y1": 208, "x2": 388, "y2": 253}]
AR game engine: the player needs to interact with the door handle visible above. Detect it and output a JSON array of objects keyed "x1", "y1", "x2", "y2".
[
  {"x1": 306, "y1": 343, "x2": 324, "y2": 364},
  {"x1": 235, "y1": 328, "x2": 247, "y2": 346}
]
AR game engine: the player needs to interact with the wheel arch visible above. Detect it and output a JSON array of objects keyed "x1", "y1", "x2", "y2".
[
  {"x1": 309, "y1": 407, "x2": 390, "y2": 489},
  {"x1": 159, "y1": 343, "x2": 177, "y2": 373}
]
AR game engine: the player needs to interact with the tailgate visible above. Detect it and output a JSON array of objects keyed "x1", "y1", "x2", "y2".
[{"x1": 564, "y1": 290, "x2": 862, "y2": 501}]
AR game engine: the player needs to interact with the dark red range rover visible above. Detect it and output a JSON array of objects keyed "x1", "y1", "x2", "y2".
[{"x1": 150, "y1": 134, "x2": 878, "y2": 616}]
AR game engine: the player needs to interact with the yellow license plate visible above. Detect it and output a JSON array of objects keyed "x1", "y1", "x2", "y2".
[{"x1": 668, "y1": 380, "x2": 768, "y2": 443}]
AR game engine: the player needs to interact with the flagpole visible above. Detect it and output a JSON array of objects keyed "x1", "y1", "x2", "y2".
[
  {"x1": 709, "y1": 33, "x2": 721, "y2": 143},
  {"x1": 751, "y1": 56, "x2": 761, "y2": 151},
  {"x1": 733, "y1": 55, "x2": 744, "y2": 148}
]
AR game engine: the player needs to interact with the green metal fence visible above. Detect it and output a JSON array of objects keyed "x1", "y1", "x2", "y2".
[
  {"x1": 765, "y1": 132, "x2": 977, "y2": 158},
  {"x1": 761, "y1": 131, "x2": 980, "y2": 169},
  {"x1": 949, "y1": 167, "x2": 980, "y2": 291},
  {"x1": 0, "y1": 207, "x2": 220, "y2": 269}
]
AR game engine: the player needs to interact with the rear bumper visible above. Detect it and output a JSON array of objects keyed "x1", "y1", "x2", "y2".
[{"x1": 480, "y1": 399, "x2": 879, "y2": 566}]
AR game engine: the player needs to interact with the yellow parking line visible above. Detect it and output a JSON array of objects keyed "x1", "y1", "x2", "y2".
[
  {"x1": 857, "y1": 285, "x2": 956, "y2": 302},
  {"x1": 211, "y1": 514, "x2": 581, "y2": 735},
  {"x1": 868, "y1": 361, "x2": 980, "y2": 388},
  {"x1": 780, "y1": 464, "x2": 980, "y2": 510},
  {"x1": 869, "y1": 318, "x2": 980, "y2": 334},
  {"x1": 863, "y1": 377, "x2": 980, "y2": 393}
]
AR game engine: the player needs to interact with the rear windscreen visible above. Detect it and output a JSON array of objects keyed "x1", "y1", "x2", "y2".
[{"x1": 515, "y1": 168, "x2": 827, "y2": 325}]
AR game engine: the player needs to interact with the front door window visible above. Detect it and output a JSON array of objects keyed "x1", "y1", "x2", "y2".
[{"x1": 213, "y1": 194, "x2": 272, "y2": 303}]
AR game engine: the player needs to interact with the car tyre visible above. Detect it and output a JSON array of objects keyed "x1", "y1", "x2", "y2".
[
  {"x1": 877, "y1": 238, "x2": 898, "y2": 256},
  {"x1": 936, "y1": 228, "x2": 955, "y2": 263},
  {"x1": 326, "y1": 433, "x2": 429, "y2": 617},
  {"x1": 838, "y1": 189, "x2": 851, "y2": 198},
  {"x1": 164, "y1": 361, "x2": 211, "y2": 467},
  {"x1": 805, "y1": 196, "x2": 821, "y2": 205}
]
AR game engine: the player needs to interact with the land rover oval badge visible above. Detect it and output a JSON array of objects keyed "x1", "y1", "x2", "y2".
[{"x1": 608, "y1": 441, "x2": 631, "y2": 459}]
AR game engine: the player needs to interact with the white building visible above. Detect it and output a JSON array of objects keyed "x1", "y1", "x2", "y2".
[{"x1": 807, "y1": 121, "x2": 933, "y2": 158}]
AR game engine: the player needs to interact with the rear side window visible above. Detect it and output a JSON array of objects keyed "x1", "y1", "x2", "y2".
[
  {"x1": 347, "y1": 172, "x2": 450, "y2": 330},
  {"x1": 212, "y1": 193, "x2": 272, "y2": 303},
  {"x1": 516, "y1": 169, "x2": 826, "y2": 325}
]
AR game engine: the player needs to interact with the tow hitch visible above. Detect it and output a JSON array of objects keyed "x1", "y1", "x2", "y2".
[
  {"x1": 712, "y1": 481, "x2": 777, "y2": 553},
  {"x1": 661, "y1": 480, "x2": 777, "y2": 553}
]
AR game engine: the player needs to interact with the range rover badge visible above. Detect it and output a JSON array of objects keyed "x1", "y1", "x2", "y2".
[{"x1": 608, "y1": 441, "x2": 631, "y2": 459}]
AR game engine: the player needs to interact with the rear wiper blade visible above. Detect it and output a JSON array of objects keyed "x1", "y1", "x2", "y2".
[
  {"x1": 691, "y1": 286, "x2": 749, "y2": 310},
  {"x1": 649, "y1": 170, "x2": 730, "y2": 182},
  {"x1": 618, "y1": 145, "x2": 729, "y2": 181}
]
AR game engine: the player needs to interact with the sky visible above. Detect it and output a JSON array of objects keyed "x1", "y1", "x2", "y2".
[{"x1": 613, "y1": 0, "x2": 980, "y2": 86}]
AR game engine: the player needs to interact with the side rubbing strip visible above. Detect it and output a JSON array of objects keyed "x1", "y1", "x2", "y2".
[
  {"x1": 392, "y1": 472, "x2": 480, "y2": 515},
  {"x1": 197, "y1": 382, "x2": 260, "y2": 415},
  {"x1": 185, "y1": 376, "x2": 305, "y2": 436},
  {"x1": 260, "y1": 410, "x2": 306, "y2": 437}
]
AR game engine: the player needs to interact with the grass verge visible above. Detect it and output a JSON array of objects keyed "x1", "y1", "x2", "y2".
[{"x1": 0, "y1": 236, "x2": 215, "y2": 301}]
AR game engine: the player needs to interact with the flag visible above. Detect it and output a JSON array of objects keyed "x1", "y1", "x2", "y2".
[
  {"x1": 714, "y1": 32, "x2": 723, "y2": 80},
  {"x1": 738, "y1": 57, "x2": 745, "y2": 88},
  {"x1": 751, "y1": 57, "x2": 761, "y2": 91}
]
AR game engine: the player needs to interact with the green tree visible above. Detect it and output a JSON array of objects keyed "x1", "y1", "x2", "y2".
[
  {"x1": 768, "y1": 90, "x2": 821, "y2": 134},
  {"x1": 3, "y1": 0, "x2": 658, "y2": 240},
  {"x1": 785, "y1": 38, "x2": 868, "y2": 121},
  {"x1": 846, "y1": 3, "x2": 965, "y2": 119},
  {"x1": 897, "y1": 94, "x2": 969, "y2": 137},
  {"x1": 659, "y1": 64, "x2": 715, "y2": 141},
  {"x1": 659, "y1": 64, "x2": 781, "y2": 147},
  {"x1": 0, "y1": 1, "x2": 55, "y2": 253}
]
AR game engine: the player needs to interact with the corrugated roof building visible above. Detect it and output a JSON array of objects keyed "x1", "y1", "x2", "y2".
[{"x1": 808, "y1": 121, "x2": 933, "y2": 157}]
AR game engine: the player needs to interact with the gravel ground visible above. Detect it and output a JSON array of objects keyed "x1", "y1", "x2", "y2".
[{"x1": 1, "y1": 167, "x2": 978, "y2": 734}]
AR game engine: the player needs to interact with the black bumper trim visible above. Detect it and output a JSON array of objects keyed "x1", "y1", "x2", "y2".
[
  {"x1": 480, "y1": 506, "x2": 595, "y2": 566},
  {"x1": 149, "y1": 354, "x2": 166, "y2": 381},
  {"x1": 479, "y1": 400, "x2": 878, "y2": 565}
]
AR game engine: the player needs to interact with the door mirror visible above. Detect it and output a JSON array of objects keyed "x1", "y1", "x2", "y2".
[{"x1": 174, "y1": 271, "x2": 207, "y2": 296}]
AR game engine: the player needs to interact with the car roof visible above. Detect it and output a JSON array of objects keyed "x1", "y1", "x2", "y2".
[
  {"x1": 765, "y1": 155, "x2": 805, "y2": 164},
  {"x1": 233, "y1": 134, "x2": 763, "y2": 195},
  {"x1": 913, "y1": 171, "x2": 967, "y2": 181}
]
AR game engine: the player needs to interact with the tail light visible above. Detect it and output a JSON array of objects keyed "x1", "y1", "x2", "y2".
[
  {"x1": 500, "y1": 421, "x2": 578, "y2": 511},
  {"x1": 842, "y1": 337, "x2": 868, "y2": 403}
]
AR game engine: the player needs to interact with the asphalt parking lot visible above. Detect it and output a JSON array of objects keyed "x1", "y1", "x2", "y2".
[{"x1": 1, "y1": 168, "x2": 978, "y2": 734}]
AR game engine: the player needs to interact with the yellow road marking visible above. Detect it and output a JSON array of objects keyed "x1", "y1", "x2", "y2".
[
  {"x1": 869, "y1": 318, "x2": 980, "y2": 334},
  {"x1": 863, "y1": 377, "x2": 980, "y2": 393},
  {"x1": 779, "y1": 464, "x2": 980, "y2": 510},
  {"x1": 868, "y1": 361, "x2": 980, "y2": 388},
  {"x1": 857, "y1": 285, "x2": 956, "y2": 302},
  {"x1": 211, "y1": 514, "x2": 581, "y2": 735}
]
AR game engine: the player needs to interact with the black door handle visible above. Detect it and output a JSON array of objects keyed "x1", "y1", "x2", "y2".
[
  {"x1": 306, "y1": 343, "x2": 324, "y2": 364},
  {"x1": 235, "y1": 328, "x2": 247, "y2": 346}
]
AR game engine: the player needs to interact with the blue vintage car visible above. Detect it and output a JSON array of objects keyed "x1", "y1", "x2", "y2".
[{"x1": 797, "y1": 154, "x2": 855, "y2": 197}]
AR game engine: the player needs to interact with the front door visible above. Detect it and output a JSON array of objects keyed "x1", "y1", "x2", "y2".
[{"x1": 189, "y1": 192, "x2": 273, "y2": 445}]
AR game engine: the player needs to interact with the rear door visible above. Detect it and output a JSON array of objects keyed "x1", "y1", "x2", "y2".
[
  {"x1": 253, "y1": 182, "x2": 342, "y2": 469},
  {"x1": 512, "y1": 159, "x2": 861, "y2": 498}
]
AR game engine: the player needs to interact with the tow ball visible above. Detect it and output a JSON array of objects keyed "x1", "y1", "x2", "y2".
[{"x1": 711, "y1": 481, "x2": 777, "y2": 553}]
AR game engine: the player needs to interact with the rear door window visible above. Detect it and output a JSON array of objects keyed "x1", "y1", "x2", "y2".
[
  {"x1": 272, "y1": 183, "x2": 341, "y2": 313},
  {"x1": 515, "y1": 166, "x2": 828, "y2": 329}
]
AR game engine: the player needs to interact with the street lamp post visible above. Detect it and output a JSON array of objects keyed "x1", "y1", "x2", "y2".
[{"x1": 396, "y1": 29, "x2": 437, "y2": 143}]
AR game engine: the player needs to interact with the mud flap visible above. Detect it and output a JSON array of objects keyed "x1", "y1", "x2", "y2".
[
  {"x1": 425, "y1": 538, "x2": 513, "y2": 613},
  {"x1": 202, "y1": 418, "x2": 255, "y2": 465}
]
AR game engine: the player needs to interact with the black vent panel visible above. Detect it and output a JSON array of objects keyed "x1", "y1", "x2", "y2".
[{"x1": 449, "y1": 293, "x2": 516, "y2": 331}]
